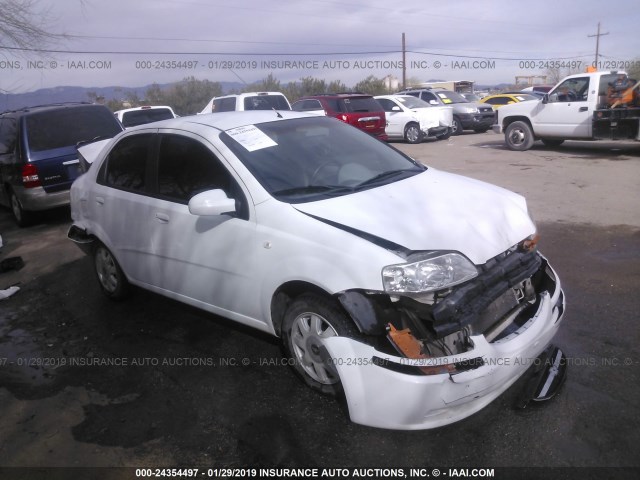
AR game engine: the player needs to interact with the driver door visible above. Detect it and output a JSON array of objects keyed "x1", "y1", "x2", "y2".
[
  {"x1": 377, "y1": 98, "x2": 404, "y2": 137},
  {"x1": 531, "y1": 76, "x2": 593, "y2": 138}
]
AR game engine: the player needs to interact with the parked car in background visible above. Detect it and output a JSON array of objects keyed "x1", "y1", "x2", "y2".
[
  {"x1": 480, "y1": 93, "x2": 539, "y2": 110},
  {"x1": 200, "y1": 92, "x2": 291, "y2": 114},
  {"x1": 374, "y1": 95, "x2": 453, "y2": 143},
  {"x1": 69, "y1": 111, "x2": 566, "y2": 430},
  {"x1": 291, "y1": 93, "x2": 387, "y2": 140},
  {"x1": 0, "y1": 102, "x2": 124, "y2": 226},
  {"x1": 114, "y1": 106, "x2": 177, "y2": 128},
  {"x1": 460, "y1": 93, "x2": 483, "y2": 102},
  {"x1": 398, "y1": 88, "x2": 495, "y2": 135}
]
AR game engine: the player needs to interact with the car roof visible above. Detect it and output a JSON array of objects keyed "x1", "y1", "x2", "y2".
[
  {"x1": 298, "y1": 93, "x2": 374, "y2": 99},
  {"x1": 0, "y1": 102, "x2": 99, "y2": 117},
  {"x1": 126, "y1": 110, "x2": 313, "y2": 132},
  {"x1": 114, "y1": 106, "x2": 174, "y2": 114}
]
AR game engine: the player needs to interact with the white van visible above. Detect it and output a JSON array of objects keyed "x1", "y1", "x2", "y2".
[{"x1": 199, "y1": 92, "x2": 291, "y2": 114}]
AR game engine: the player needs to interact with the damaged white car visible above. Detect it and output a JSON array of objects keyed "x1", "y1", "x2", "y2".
[{"x1": 68, "y1": 111, "x2": 566, "y2": 430}]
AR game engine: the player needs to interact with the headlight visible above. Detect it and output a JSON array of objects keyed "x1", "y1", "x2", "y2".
[
  {"x1": 382, "y1": 252, "x2": 478, "y2": 294},
  {"x1": 464, "y1": 107, "x2": 479, "y2": 114}
]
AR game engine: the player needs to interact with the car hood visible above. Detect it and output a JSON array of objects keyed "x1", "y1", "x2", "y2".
[{"x1": 292, "y1": 169, "x2": 535, "y2": 265}]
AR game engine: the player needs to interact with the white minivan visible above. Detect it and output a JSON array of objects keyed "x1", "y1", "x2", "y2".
[{"x1": 69, "y1": 111, "x2": 566, "y2": 430}]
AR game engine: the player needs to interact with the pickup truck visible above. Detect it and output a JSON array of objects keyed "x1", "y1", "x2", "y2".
[{"x1": 493, "y1": 71, "x2": 640, "y2": 151}]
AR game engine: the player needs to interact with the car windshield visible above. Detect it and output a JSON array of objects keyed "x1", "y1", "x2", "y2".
[
  {"x1": 243, "y1": 95, "x2": 291, "y2": 110},
  {"x1": 396, "y1": 96, "x2": 431, "y2": 109},
  {"x1": 26, "y1": 106, "x2": 123, "y2": 153},
  {"x1": 220, "y1": 116, "x2": 425, "y2": 203},
  {"x1": 436, "y1": 91, "x2": 469, "y2": 104},
  {"x1": 120, "y1": 108, "x2": 174, "y2": 127}
]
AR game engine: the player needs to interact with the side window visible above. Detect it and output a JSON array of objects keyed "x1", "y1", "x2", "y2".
[
  {"x1": 220, "y1": 97, "x2": 237, "y2": 112},
  {"x1": 0, "y1": 118, "x2": 17, "y2": 154},
  {"x1": 101, "y1": 134, "x2": 151, "y2": 192},
  {"x1": 157, "y1": 135, "x2": 232, "y2": 203},
  {"x1": 550, "y1": 77, "x2": 589, "y2": 102},
  {"x1": 376, "y1": 99, "x2": 396, "y2": 112},
  {"x1": 486, "y1": 97, "x2": 510, "y2": 105},
  {"x1": 421, "y1": 92, "x2": 437, "y2": 102}
]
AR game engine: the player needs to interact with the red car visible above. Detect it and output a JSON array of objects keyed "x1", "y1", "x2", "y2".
[{"x1": 292, "y1": 93, "x2": 387, "y2": 140}]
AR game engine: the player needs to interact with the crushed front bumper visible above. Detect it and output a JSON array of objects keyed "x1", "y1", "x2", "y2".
[{"x1": 322, "y1": 263, "x2": 565, "y2": 430}]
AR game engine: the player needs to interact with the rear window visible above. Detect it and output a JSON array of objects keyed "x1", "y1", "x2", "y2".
[
  {"x1": 243, "y1": 95, "x2": 290, "y2": 111},
  {"x1": 26, "y1": 106, "x2": 122, "y2": 153},
  {"x1": 339, "y1": 97, "x2": 383, "y2": 113},
  {"x1": 121, "y1": 108, "x2": 174, "y2": 127}
]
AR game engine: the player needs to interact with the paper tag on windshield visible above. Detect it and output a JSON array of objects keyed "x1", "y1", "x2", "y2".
[{"x1": 226, "y1": 125, "x2": 277, "y2": 151}]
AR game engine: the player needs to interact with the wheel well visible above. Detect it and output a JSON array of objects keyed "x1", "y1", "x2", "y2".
[
  {"x1": 270, "y1": 281, "x2": 335, "y2": 337},
  {"x1": 503, "y1": 116, "x2": 533, "y2": 133}
]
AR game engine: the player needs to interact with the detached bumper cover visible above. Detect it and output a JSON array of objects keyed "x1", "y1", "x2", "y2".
[{"x1": 322, "y1": 263, "x2": 565, "y2": 430}]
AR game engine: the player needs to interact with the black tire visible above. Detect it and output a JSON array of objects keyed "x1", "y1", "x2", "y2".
[
  {"x1": 474, "y1": 127, "x2": 489, "y2": 133},
  {"x1": 404, "y1": 123, "x2": 423, "y2": 144},
  {"x1": 93, "y1": 243, "x2": 130, "y2": 300},
  {"x1": 436, "y1": 128, "x2": 452, "y2": 140},
  {"x1": 541, "y1": 138, "x2": 565, "y2": 147},
  {"x1": 9, "y1": 188, "x2": 33, "y2": 227},
  {"x1": 451, "y1": 117, "x2": 464, "y2": 135},
  {"x1": 282, "y1": 293, "x2": 361, "y2": 396},
  {"x1": 504, "y1": 121, "x2": 535, "y2": 151}
]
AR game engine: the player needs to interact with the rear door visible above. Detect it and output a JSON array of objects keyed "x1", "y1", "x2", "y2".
[
  {"x1": 340, "y1": 97, "x2": 386, "y2": 136},
  {"x1": 24, "y1": 106, "x2": 123, "y2": 192}
]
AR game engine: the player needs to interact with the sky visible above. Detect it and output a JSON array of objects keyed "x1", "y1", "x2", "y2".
[{"x1": 1, "y1": 0, "x2": 639, "y2": 93}]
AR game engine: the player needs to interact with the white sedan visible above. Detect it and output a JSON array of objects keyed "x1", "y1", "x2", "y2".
[
  {"x1": 375, "y1": 95, "x2": 454, "y2": 143},
  {"x1": 69, "y1": 111, "x2": 566, "y2": 430}
]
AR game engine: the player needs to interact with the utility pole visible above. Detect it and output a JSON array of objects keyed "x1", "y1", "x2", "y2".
[
  {"x1": 402, "y1": 33, "x2": 406, "y2": 90},
  {"x1": 588, "y1": 22, "x2": 609, "y2": 68}
]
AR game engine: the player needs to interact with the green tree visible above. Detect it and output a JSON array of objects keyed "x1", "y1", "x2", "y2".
[
  {"x1": 353, "y1": 75, "x2": 388, "y2": 95},
  {"x1": 247, "y1": 73, "x2": 281, "y2": 93},
  {"x1": 146, "y1": 77, "x2": 223, "y2": 116}
]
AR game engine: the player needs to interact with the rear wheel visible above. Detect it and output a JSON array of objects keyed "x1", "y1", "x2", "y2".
[
  {"x1": 282, "y1": 293, "x2": 361, "y2": 395},
  {"x1": 436, "y1": 128, "x2": 452, "y2": 140},
  {"x1": 504, "y1": 121, "x2": 535, "y2": 151},
  {"x1": 404, "y1": 123, "x2": 422, "y2": 144},
  {"x1": 93, "y1": 243, "x2": 130, "y2": 300},
  {"x1": 9, "y1": 188, "x2": 32, "y2": 227}
]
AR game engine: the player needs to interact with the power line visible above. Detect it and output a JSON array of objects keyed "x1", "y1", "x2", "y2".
[{"x1": 0, "y1": 44, "x2": 592, "y2": 62}]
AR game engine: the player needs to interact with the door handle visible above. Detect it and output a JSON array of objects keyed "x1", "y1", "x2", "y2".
[
  {"x1": 579, "y1": 107, "x2": 588, "y2": 112},
  {"x1": 155, "y1": 212, "x2": 170, "y2": 224},
  {"x1": 95, "y1": 196, "x2": 105, "y2": 205}
]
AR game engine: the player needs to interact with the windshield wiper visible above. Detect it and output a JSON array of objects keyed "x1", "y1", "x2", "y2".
[
  {"x1": 272, "y1": 185, "x2": 354, "y2": 196},
  {"x1": 355, "y1": 169, "x2": 421, "y2": 189}
]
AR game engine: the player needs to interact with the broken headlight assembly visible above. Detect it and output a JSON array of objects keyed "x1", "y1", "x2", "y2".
[{"x1": 381, "y1": 252, "x2": 478, "y2": 294}]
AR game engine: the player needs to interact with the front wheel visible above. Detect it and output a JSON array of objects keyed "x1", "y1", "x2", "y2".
[
  {"x1": 504, "y1": 121, "x2": 535, "y2": 151},
  {"x1": 404, "y1": 123, "x2": 423, "y2": 144},
  {"x1": 451, "y1": 118, "x2": 464, "y2": 135},
  {"x1": 282, "y1": 293, "x2": 361, "y2": 395},
  {"x1": 93, "y1": 243, "x2": 130, "y2": 300}
]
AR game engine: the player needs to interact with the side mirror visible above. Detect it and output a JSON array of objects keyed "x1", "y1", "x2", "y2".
[
  {"x1": 429, "y1": 100, "x2": 438, "y2": 105},
  {"x1": 391, "y1": 106, "x2": 401, "y2": 112},
  {"x1": 188, "y1": 189, "x2": 236, "y2": 216},
  {"x1": 542, "y1": 93, "x2": 550, "y2": 104}
]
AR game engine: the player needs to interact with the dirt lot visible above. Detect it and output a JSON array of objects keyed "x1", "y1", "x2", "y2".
[{"x1": 0, "y1": 133, "x2": 639, "y2": 478}]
